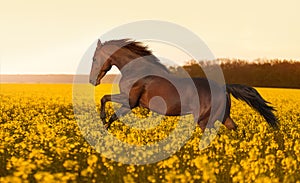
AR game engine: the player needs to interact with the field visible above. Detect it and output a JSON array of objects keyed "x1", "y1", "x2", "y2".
[{"x1": 0, "y1": 84, "x2": 300, "y2": 182}]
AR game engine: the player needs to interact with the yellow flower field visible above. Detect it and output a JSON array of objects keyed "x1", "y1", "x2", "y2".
[{"x1": 0, "y1": 84, "x2": 300, "y2": 182}]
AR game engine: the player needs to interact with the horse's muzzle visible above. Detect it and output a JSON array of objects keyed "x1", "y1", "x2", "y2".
[
  {"x1": 89, "y1": 79, "x2": 97, "y2": 86},
  {"x1": 89, "y1": 78, "x2": 101, "y2": 86}
]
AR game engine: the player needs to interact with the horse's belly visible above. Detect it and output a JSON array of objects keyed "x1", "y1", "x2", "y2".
[
  {"x1": 138, "y1": 91, "x2": 192, "y2": 116},
  {"x1": 142, "y1": 77, "x2": 199, "y2": 115}
]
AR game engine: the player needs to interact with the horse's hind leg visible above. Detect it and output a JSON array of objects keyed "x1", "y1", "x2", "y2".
[
  {"x1": 193, "y1": 112, "x2": 209, "y2": 132},
  {"x1": 224, "y1": 117, "x2": 237, "y2": 130},
  {"x1": 223, "y1": 93, "x2": 237, "y2": 130}
]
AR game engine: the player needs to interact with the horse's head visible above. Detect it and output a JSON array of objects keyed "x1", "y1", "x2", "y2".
[
  {"x1": 89, "y1": 38, "x2": 169, "y2": 86},
  {"x1": 89, "y1": 39, "x2": 113, "y2": 86}
]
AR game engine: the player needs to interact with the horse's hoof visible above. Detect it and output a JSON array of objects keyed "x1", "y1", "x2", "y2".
[
  {"x1": 100, "y1": 115, "x2": 106, "y2": 123},
  {"x1": 105, "y1": 124, "x2": 110, "y2": 130},
  {"x1": 100, "y1": 116, "x2": 106, "y2": 122}
]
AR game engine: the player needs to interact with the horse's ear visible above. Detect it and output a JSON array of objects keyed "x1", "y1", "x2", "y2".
[{"x1": 97, "y1": 39, "x2": 102, "y2": 47}]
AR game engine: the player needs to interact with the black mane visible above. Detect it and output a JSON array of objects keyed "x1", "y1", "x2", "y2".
[{"x1": 103, "y1": 39, "x2": 169, "y2": 72}]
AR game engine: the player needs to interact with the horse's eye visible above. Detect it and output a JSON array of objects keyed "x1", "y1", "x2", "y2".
[{"x1": 93, "y1": 58, "x2": 96, "y2": 62}]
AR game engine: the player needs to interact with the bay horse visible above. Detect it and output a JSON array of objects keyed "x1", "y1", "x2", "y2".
[{"x1": 89, "y1": 39, "x2": 278, "y2": 131}]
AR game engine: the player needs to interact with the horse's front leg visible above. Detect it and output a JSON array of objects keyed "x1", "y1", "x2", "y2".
[
  {"x1": 106, "y1": 105, "x2": 130, "y2": 129},
  {"x1": 100, "y1": 93, "x2": 128, "y2": 124},
  {"x1": 100, "y1": 95, "x2": 112, "y2": 123}
]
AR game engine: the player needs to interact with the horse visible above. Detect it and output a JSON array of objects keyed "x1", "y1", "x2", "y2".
[{"x1": 89, "y1": 39, "x2": 278, "y2": 131}]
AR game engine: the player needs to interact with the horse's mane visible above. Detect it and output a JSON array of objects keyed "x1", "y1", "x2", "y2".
[{"x1": 103, "y1": 39, "x2": 169, "y2": 72}]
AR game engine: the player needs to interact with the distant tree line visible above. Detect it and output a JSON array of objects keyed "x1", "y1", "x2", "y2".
[{"x1": 169, "y1": 58, "x2": 300, "y2": 88}]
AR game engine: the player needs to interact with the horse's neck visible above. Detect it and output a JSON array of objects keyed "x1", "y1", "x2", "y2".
[
  {"x1": 119, "y1": 58, "x2": 168, "y2": 75},
  {"x1": 117, "y1": 58, "x2": 170, "y2": 93}
]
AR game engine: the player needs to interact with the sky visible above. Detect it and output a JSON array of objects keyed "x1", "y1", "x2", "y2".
[{"x1": 0, "y1": 0, "x2": 299, "y2": 74}]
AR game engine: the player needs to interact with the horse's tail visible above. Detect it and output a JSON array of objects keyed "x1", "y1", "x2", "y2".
[{"x1": 226, "y1": 84, "x2": 278, "y2": 128}]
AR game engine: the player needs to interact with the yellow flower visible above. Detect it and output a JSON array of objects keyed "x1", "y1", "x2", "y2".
[{"x1": 1, "y1": 84, "x2": 300, "y2": 182}]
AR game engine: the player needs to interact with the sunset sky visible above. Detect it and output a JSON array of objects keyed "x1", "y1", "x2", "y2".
[{"x1": 1, "y1": 0, "x2": 299, "y2": 74}]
